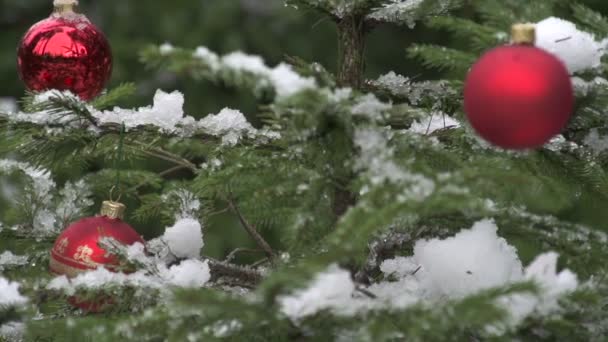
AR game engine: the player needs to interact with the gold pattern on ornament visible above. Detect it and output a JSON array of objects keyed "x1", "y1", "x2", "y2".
[
  {"x1": 73, "y1": 245, "x2": 95, "y2": 266},
  {"x1": 54, "y1": 237, "x2": 69, "y2": 254}
]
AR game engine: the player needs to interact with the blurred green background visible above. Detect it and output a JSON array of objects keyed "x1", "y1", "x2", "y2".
[{"x1": 1, "y1": 0, "x2": 608, "y2": 259}]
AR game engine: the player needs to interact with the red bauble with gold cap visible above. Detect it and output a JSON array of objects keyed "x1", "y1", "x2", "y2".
[
  {"x1": 17, "y1": 0, "x2": 112, "y2": 100},
  {"x1": 49, "y1": 201, "x2": 144, "y2": 312},
  {"x1": 464, "y1": 23, "x2": 574, "y2": 149}
]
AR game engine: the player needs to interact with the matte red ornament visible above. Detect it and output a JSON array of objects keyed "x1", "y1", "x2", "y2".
[
  {"x1": 49, "y1": 202, "x2": 143, "y2": 312},
  {"x1": 17, "y1": 4, "x2": 112, "y2": 100},
  {"x1": 464, "y1": 45, "x2": 574, "y2": 149}
]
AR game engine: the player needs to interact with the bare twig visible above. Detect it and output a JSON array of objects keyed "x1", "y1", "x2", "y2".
[
  {"x1": 355, "y1": 286, "x2": 377, "y2": 299},
  {"x1": 132, "y1": 141, "x2": 198, "y2": 173},
  {"x1": 227, "y1": 197, "x2": 276, "y2": 261},
  {"x1": 225, "y1": 248, "x2": 264, "y2": 263}
]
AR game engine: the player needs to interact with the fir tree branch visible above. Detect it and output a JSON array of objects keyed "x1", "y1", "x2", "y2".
[{"x1": 207, "y1": 259, "x2": 263, "y2": 286}]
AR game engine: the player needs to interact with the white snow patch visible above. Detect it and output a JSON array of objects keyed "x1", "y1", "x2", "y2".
[
  {"x1": 279, "y1": 265, "x2": 355, "y2": 321},
  {"x1": 159, "y1": 43, "x2": 175, "y2": 55},
  {"x1": 536, "y1": 17, "x2": 605, "y2": 73},
  {"x1": 193, "y1": 46, "x2": 220, "y2": 70},
  {"x1": 0, "y1": 277, "x2": 27, "y2": 306},
  {"x1": 278, "y1": 220, "x2": 577, "y2": 328},
  {"x1": 199, "y1": 108, "x2": 257, "y2": 146},
  {"x1": 368, "y1": 0, "x2": 426, "y2": 27},
  {"x1": 219, "y1": 50, "x2": 317, "y2": 98},
  {"x1": 408, "y1": 113, "x2": 460, "y2": 135},
  {"x1": 0, "y1": 97, "x2": 17, "y2": 113},
  {"x1": 162, "y1": 218, "x2": 204, "y2": 259},
  {"x1": 354, "y1": 128, "x2": 435, "y2": 200},
  {"x1": 0, "y1": 251, "x2": 29, "y2": 269},
  {"x1": 9, "y1": 89, "x2": 280, "y2": 145},
  {"x1": 584, "y1": 128, "x2": 608, "y2": 154},
  {"x1": 412, "y1": 219, "x2": 523, "y2": 298},
  {"x1": 165, "y1": 259, "x2": 211, "y2": 288},
  {"x1": 351, "y1": 94, "x2": 392, "y2": 120},
  {"x1": 96, "y1": 90, "x2": 187, "y2": 134}
]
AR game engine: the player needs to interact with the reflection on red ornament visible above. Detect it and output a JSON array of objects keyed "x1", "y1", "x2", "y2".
[
  {"x1": 464, "y1": 45, "x2": 574, "y2": 149},
  {"x1": 18, "y1": 8, "x2": 112, "y2": 100}
]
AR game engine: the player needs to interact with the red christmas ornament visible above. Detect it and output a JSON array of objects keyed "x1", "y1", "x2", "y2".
[
  {"x1": 50, "y1": 201, "x2": 144, "y2": 312},
  {"x1": 17, "y1": 0, "x2": 112, "y2": 100},
  {"x1": 464, "y1": 24, "x2": 574, "y2": 149}
]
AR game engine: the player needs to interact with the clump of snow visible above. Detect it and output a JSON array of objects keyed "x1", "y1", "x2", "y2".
[
  {"x1": 413, "y1": 219, "x2": 523, "y2": 298},
  {"x1": 0, "y1": 322, "x2": 25, "y2": 342},
  {"x1": 354, "y1": 128, "x2": 435, "y2": 200},
  {"x1": 494, "y1": 252, "x2": 578, "y2": 332},
  {"x1": 47, "y1": 257, "x2": 211, "y2": 294},
  {"x1": 164, "y1": 259, "x2": 210, "y2": 288},
  {"x1": 199, "y1": 108, "x2": 257, "y2": 146},
  {"x1": 159, "y1": 43, "x2": 175, "y2": 55},
  {"x1": 269, "y1": 63, "x2": 317, "y2": 98},
  {"x1": 408, "y1": 112, "x2": 460, "y2": 135},
  {"x1": 0, "y1": 251, "x2": 29, "y2": 270},
  {"x1": 204, "y1": 320, "x2": 243, "y2": 338},
  {"x1": 536, "y1": 17, "x2": 605, "y2": 73},
  {"x1": 584, "y1": 128, "x2": 608, "y2": 154},
  {"x1": 351, "y1": 94, "x2": 392, "y2": 120},
  {"x1": 278, "y1": 219, "x2": 577, "y2": 329},
  {"x1": 193, "y1": 46, "x2": 220, "y2": 70},
  {"x1": 367, "y1": 0, "x2": 426, "y2": 28},
  {"x1": 0, "y1": 277, "x2": 28, "y2": 306},
  {"x1": 96, "y1": 90, "x2": 187, "y2": 134},
  {"x1": 212, "y1": 50, "x2": 317, "y2": 98},
  {"x1": 0, "y1": 97, "x2": 17, "y2": 113},
  {"x1": 162, "y1": 218, "x2": 204, "y2": 259},
  {"x1": 8, "y1": 89, "x2": 280, "y2": 145},
  {"x1": 278, "y1": 265, "x2": 355, "y2": 321},
  {"x1": 222, "y1": 52, "x2": 269, "y2": 75}
]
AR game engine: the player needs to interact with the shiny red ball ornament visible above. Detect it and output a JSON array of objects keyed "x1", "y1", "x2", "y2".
[
  {"x1": 50, "y1": 201, "x2": 144, "y2": 312},
  {"x1": 464, "y1": 26, "x2": 574, "y2": 150},
  {"x1": 18, "y1": 1, "x2": 112, "y2": 100}
]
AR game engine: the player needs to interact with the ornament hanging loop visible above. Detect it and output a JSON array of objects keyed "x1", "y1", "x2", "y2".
[{"x1": 108, "y1": 185, "x2": 123, "y2": 203}]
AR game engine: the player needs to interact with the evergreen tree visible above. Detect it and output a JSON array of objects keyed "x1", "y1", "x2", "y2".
[{"x1": 1, "y1": 0, "x2": 608, "y2": 341}]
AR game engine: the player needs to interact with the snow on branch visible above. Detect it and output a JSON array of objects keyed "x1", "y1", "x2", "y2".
[
  {"x1": 0, "y1": 277, "x2": 27, "y2": 307},
  {"x1": 278, "y1": 219, "x2": 578, "y2": 332},
  {"x1": 536, "y1": 17, "x2": 607, "y2": 73},
  {"x1": 6, "y1": 89, "x2": 280, "y2": 146},
  {"x1": 148, "y1": 44, "x2": 317, "y2": 100},
  {"x1": 284, "y1": 0, "x2": 378, "y2": 18},
  {"x1": 367, "y1": 0, "x2": 460, "y2": 27},
  {"x1": 0, "y1": 159, "x2": 93, "y2": 235}
]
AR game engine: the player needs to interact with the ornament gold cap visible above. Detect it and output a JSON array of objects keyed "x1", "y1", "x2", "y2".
[
  {"x1": 511, "y1": 23, "x2": 536, "y2": 45},
  {"x1": 100, "y1": 201, "x2": 126, "y2": 220},
  {"x1": 53, "y1": 0, "x2": 78, "y2": 14}
]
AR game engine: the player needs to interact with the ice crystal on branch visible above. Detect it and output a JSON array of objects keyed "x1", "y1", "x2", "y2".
[
  {"x1": 0, "y1": 251, "x2": 28, "y2": 270},
  {"x1": 368, "y1": 0, "x2": 458, "y2": 27}
]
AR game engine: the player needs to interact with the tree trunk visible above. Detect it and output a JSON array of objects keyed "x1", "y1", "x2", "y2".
[{"x1": 337, "y1": 15, "x2": 366, "y2": 89}]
